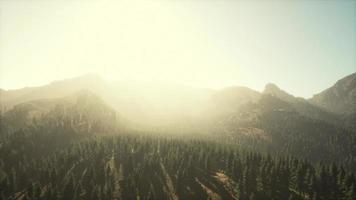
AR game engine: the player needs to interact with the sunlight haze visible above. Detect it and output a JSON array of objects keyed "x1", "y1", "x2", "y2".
[{"x1": 0, "y1": 0, "x2": 355, "y2": 97}]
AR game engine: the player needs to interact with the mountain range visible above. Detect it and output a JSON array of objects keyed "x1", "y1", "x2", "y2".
[
  {"x1": 0, "y1": 73, "x2": 355, "y2": 166},
  {"x1": 1, "y1": 72, "x2": 355, "y2": 126}
]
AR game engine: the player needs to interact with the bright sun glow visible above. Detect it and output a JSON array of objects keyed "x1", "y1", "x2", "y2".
[
  {"x1": 0, "y1": 0, "x2": 239, "y2": 90},
  {"x1": 0, "y1": 0, "x2": 355, "y2": 97}
]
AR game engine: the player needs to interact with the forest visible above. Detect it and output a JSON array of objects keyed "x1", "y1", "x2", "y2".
[
  {"x1": 0, "y1": 129, "x2": 355, "y2": 200},
  {"x1": 0, "y1": 91, "x2": 355, "y2": 200}
]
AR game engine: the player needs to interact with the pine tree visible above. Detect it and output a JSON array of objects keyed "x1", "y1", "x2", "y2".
[
  {"x1": 346, "y1": 184, "x2": 356, "y2": 200},
  {"x1": 62, "y1": 176, "x2": 75, "y2": 200}
]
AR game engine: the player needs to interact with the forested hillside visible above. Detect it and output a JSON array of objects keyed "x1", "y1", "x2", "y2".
[
  {"x1": 1, "y1": 73, "x2": 356, "y2": 200},
  {"x1": 216, "y1": 94, "x2": 356, "y2": 171},
  {"x1": 1, "y1": 127, "x2": 355, "y2": 200}
]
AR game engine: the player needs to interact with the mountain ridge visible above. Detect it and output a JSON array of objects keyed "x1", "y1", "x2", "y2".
[
  {"x1": 310, "y1": 72, "x2": 356, "y2": 114},
  {"x1": 1, "y1": 72, "x2": 355, "y2": 128}
]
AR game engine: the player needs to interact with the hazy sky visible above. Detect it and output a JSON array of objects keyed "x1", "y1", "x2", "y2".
[{"x1": 0, "y1": 0, "x2": 355, "y2": 97}]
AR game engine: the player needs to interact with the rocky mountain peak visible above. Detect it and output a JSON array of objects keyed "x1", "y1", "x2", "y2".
[{"x1": 263, "y1": 83, "x2": 296, "y2": 103}]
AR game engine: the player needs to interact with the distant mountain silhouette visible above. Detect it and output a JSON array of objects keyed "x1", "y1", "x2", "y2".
[
  {"x1": 0, "y1": 74, "x2": 106, "y2": 110},
  {"x1": 0, "y1": 72, "x2": 355, "y2": 128},
  {"x1": 1, "y1": 89, "x2": 118, "y2": 135}
]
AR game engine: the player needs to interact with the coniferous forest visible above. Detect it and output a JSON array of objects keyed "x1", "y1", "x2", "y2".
[
  {"x1": 1, "y1": 128, "x2": 355, "y2": 200},
  {"x1": 0, "y1": 84, "x2": 356, "y2": 200}
]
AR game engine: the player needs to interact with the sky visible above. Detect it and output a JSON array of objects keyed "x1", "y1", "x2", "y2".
[{"x1": 0, "y1": 0, "x2": 355, "y2": 98}]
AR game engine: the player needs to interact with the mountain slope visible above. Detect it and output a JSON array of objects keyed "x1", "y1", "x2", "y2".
[
  {"x1": 216, "y1": 94, "x2": 356, "y2": 170},
  {"x1": 0, "y1": 74, "x2": 106, "y2": 111},
  {"x1": 0, "y1": 89, "x2": 118, "y2": 136},
  {"x1": 310, "y1": 72, "x2": 356, "y2": 114},
  {"x1": 263, "y1": 83, "x2": 341, "y2": 125},
  {"x1": 209, "y1": 86, "x2": 261, "y2": 116},
  {"x1": 0, "y1": 74, "x2": 213, "y2": 126}
]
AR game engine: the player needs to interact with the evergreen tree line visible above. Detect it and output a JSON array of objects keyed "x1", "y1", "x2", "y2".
[{"x1": 0, "y1": 132, "x2": 355, "y2": 200}]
